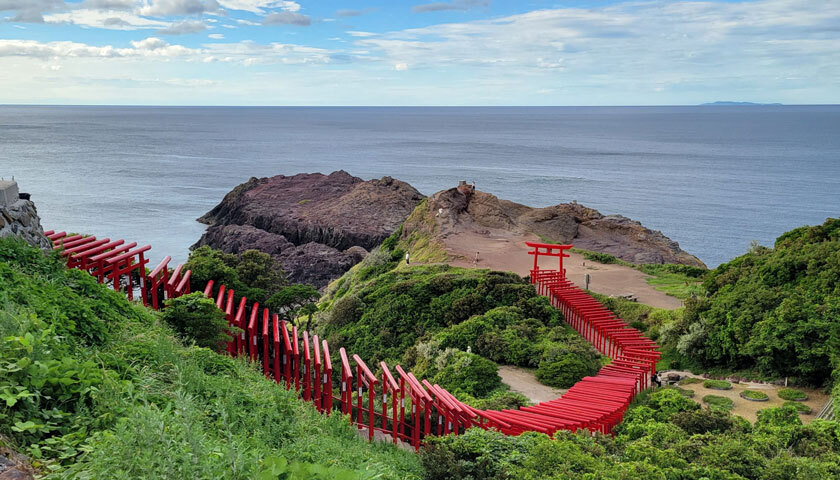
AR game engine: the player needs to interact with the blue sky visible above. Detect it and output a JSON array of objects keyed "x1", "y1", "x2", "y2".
[{"x1": 0, "y1": 0, "x2": 838, "y2": 105}]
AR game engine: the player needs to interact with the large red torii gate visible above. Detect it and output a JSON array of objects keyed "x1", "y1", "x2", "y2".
[{"x1": 525, "y1": 241, "x2": 573, "y2": 281}]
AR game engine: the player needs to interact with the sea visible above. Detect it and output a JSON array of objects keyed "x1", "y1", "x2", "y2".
[{"x1": 2, "y1": 105, "x2": 839, "y2": 268}]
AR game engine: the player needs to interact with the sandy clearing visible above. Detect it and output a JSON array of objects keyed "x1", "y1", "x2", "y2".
[
  {"x1": 670, "y1": 374, "x2": 830, "y2": 423},
  {"x1": 445, "y1": 229, "x2": 683, "y2": 310},
  {"x1": 499, "y1": 365, "x2": 567, "y2": 404}
]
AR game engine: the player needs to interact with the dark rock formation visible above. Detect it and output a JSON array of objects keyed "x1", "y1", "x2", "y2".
[
  {"x1": 414, "y1": 186, "x2": 706, "y2": 268},
  {"x1": 0, "y1": 190, "x2": 51, "y2": 250},
  {"x1": 195, "y1": 171, "x2": 424, "y2": 288}
]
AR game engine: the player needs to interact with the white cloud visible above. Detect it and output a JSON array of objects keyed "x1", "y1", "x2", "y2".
[
  {"x1": 215, "y1": 0, "x2": 299, "y2": 14},
  {"x1": 137, "y1": 0, "x2": 220, "y2": 16},
  {"x1": 0, "y1": 37, "x2": 198, "y2": 58},
  {"x1": 44, "y1": 9, "x2": 171, "y2": 30},
  {"x1": 262, "y1": 11, "x2": 309, "y2": 26},
  {"x1": 208, "y1": 33, "x2": 224, "y2": 39},
  {"x1": 158, "y1": 19, "x2": 207, "y2": 34},
  {"x1": 394, "y1": 62, "x2": 407, "y2": 71},
  {"x1": 347, "y1": 31, "x2": 375, "y2": 37}
]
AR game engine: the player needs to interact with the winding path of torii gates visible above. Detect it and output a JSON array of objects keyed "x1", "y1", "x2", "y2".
[{"x1": 47, "y1": 232, "x2": 659, "y2": 449}]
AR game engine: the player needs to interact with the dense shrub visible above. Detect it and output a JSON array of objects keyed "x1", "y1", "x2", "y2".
[
  {"x1": 162, "y1": 292, "x2": 232, "y2": 350},
  {"x1": 432, "y1": 351, "x2": 502, "y2": 398},
  {"x1": 676, "y1": 218, "x2": 840, "y2": 385},
  {"x1": 536, "y1": 342, "x2": 601, "y2": 389},
  {"x1": 185, "y1": 246, "x2": 288, "y2": 303}
]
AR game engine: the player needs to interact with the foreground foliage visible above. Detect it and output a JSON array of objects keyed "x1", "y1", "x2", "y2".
[
  {"x1": 421, "y1": 388, "x2": 840, "y2": 479},
  {"x1": 0, "y1": 238, "x2": 421, "y2": 479}
]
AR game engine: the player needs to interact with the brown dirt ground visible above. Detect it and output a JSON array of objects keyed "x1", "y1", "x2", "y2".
[
  {"x1": 498, "y1": 365, "x2": 567, "y2": 404},
  {"x1": 670, "y1": 373, "x2": 830, "y2": 423},
  {"x1": 445, "y1": 230, "x2": 683, "y2": 310}
]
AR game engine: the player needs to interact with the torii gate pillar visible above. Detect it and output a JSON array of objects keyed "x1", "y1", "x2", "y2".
[{"x1": 525, "y1": 241, "x2": 573, "y2": 283}]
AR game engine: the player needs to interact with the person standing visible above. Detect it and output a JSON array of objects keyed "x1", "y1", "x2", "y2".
[{"x1": 405, "y1": 252, "x2": 410, "y2": 265}]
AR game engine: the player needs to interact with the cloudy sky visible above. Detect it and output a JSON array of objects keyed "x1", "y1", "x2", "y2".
[{"x1": 0, "y1": 0, "x2": 838, "y2": 105}]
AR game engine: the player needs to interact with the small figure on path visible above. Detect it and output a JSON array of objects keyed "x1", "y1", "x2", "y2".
[
  {"x1": 473, "y1": 251, "x2": 479, "y2": 266},
  {"x1": 405, "y1": 252, "x2": 410, "y2": 265},
  {"x1": 652, "y1": 371, "x2": 662, "y2": 388}
]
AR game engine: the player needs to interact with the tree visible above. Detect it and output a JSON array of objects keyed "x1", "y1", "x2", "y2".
[
  {"x1": 185, "y1": 246, "x2": 288, "y2": 304},
  {"x1": 162, "y1": 292, "x2": 232, "y2": 350},
  {"x1": 266, "y1": 284, "x2": 320, "y2": 329}
]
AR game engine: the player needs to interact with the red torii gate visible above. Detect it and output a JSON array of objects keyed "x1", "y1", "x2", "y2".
[{"x1": 525, "y1": 241, "x2": 573, "y2": 280}]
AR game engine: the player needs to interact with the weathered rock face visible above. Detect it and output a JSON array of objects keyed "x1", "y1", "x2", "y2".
[
  {"x1": 0, "y1": 197, "x2": 51, "y2": 251},
  {"x1": 413, "y1": 186, "x2": 706, "y2": 268},
  {"x1": 195, "y1": 171, "x2": 424, "y2": 288}
]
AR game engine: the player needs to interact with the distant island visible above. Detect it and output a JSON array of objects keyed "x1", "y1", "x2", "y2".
[{"x1": 701, "y1": 101, "x2": 783, "y2": 106}]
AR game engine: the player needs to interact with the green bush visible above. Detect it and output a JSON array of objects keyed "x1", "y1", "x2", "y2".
[
  {"x1": 703, "y1": 379, "x2": 732, "y2": 390},
  {"x1": 671, "y1": 408, "x2": 734, "y2": 435},
  {"x1": 535, "y1": 343, "x2": 601, "y2": 389},
  {"x1": 185, "y1": 246, "x2": 288, "y2": 304},
  {"x1": 778, "y1": 388, "x2": 808, "y2": 401},
  {"x1": 162, "y1": 292, "x2": 232, "y2": 350},
  {"x1": 680, "y1": 377, "x2": 702, "y2": 385},
  {"x1": 432, "y1": 351, "x2": 502, "y2": 398},
  {"x1": 703, "y1": 395, "x2": 734, "y2": 412}
]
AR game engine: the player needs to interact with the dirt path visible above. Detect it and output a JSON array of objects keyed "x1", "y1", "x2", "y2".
[
  {"x1": 498, "y1": 365, "x2": 566, "y2": 404},
  {"x1": 669, "y1": 373, "x2": 830, "y2": 423},
  {"x1": 445, "y1": 230, "x2": 683, "y2": 310}
]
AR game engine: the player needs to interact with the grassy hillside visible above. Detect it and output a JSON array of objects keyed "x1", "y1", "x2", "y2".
[{"x1": 0, "y1": 238, "x2": 421, "y2": 479}]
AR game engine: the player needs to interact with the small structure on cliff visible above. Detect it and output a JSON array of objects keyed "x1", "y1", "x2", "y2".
[{"x1": 0, "y1": 180, "x2": 51, "y2": 250}]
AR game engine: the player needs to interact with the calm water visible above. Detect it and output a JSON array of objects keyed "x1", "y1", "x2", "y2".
[{"x1": 2, "y1": 105, "x2": 839, "y2": 267}]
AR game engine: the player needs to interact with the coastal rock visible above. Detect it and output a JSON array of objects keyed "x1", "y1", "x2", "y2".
[
  {"x1": 408, "y1": 185, "x2": 705, "y2": 268},
  {"x1": 195, "y1": 171, "x2": 424, "y2": 288},
  {"x1": 0, "y1": 193, "x2": 51, "y2": 250}
]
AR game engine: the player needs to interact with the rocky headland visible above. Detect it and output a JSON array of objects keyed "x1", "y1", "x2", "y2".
[
  {"x1": 194, "y1": 171, "x2": 425, "y2": 287},
  {"x1": 195, "y1": 173, "x2": 704, "y2": 289},
  {"x1": 404, "y1": 184, "x2": 705, "y2": 267}
]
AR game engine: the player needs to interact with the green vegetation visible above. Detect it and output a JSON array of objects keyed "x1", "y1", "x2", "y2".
[
  {"x1": 0, "y1": 238, "x2": 420, "y2": 479},
  {"x1": 266, "y1": 284, "x2": 320, "y2": 329},
  {"x1": 665, "y1": 386, "x2": 695, "y2": 398},
  {"x1": 703, "y1": 395, "x2": 735, "y2": 411},
  {"x1": 680, "y1": 377, "x2": 702, "y2": 385},
  {"x1": 185, "y1": 246, "x2": 288, "y2": 304},
  {"x1": 778, "y1": 388, "x2": 808, "y2": 401},
  {"x1": 704, "y1": 379, "x2": 733, "y2": 390},
  {"x1": 319, "y1": 240, "x2": 602, "y2": 400},
  {"x1": 673, "y1": 218, "x2": 840, "y2": 386},
  {"x1": 162, "y1": 292, "x2": 232, "y2": 349},
  {"x1": 421, "y1": 388, "x2": 840, "y2": 479},
  {"x1": 741, "y1": 390, "x2": 770, "y2": 401},
  {"x1": 785, "y1": 401, "x2": 812, "y2": 414}
]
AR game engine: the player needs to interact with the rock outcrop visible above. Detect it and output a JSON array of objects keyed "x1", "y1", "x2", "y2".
[
  {"x1": 195, "y1": 171, "x2": 424, "y2": 287},
  {"x1": 407, "y1": 186, "x2": 706, "y2": 268},
  {"x1": 0, "y1": 181, "x2": 50, "y2": 250}
]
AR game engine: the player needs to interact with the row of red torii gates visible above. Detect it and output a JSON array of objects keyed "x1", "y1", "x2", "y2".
[{"x1": 47, "y1": 231, "x2": 659, "y2": 449}]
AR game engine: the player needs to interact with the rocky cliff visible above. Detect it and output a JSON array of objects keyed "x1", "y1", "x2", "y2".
[
  {"x1": 195, "y1": 171, "x2": 424, "y2": 287},
  {"x1": 405, "y1": 186, "x2": 706, "y2": 268},
  {"x1": 0, "y1": 181, "x2": 51, "y2": 250}
]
